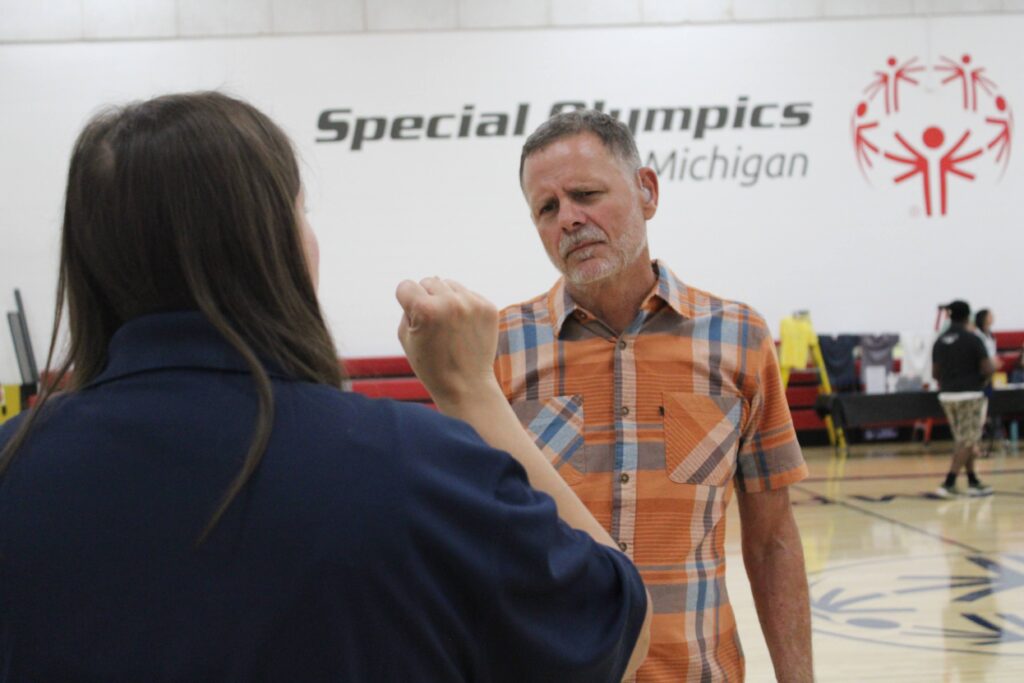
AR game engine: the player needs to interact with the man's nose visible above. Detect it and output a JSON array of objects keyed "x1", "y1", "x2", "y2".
[{"x1": 558, "y1": 201, "x2": 586, "y2": 232}]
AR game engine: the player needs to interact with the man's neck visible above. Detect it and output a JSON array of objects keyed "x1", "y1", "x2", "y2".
[{"x1": 566, "y1": 259, "x2": 658, "y2": 335}]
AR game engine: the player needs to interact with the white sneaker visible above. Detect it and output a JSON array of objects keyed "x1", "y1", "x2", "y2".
[
  {"x1": 933, "y1": 484, "x2": 959, "y2": 499},
  {"x1": 967, "y1": 481, "x2": 993, "y2": 496}
]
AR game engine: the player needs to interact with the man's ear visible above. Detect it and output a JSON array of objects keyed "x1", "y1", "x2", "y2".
[{"x1": 637, "y1": 167, "x2": 659, "y2": 219}]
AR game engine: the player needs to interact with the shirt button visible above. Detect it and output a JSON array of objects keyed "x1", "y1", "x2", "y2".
[
  {"x1": 618, "y1": 339, "x2": 627, "y2": 350},
  {"x1": 619, "y1": 406, "x2": 630, "y2": 416},
  {"x1": 620, "y1": 473, "x2": 630, "y2": 484},
  {"x1": 618, "y1": 541, "x2": 628, "y2": 552}
]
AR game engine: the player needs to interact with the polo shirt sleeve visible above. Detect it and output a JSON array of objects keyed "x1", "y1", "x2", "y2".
[
  {"x1": 734, "y1": 314, "x2": 809, "y2": 493},
  {"x1": 400, "y1": 408, "x2": 647, "y2": 683}
]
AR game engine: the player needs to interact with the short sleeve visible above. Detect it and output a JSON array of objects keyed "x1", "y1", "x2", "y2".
[
  {"x1": 397, "y1": 408, "x2": 647, "y2": 682},
  {"x1": 735, "y1": 315, "x2": 809, "y2": 493}
]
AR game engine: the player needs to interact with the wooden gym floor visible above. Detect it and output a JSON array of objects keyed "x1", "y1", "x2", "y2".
[{"x1": 725, "y1": 440, "x2": 1024, "y2": 682}]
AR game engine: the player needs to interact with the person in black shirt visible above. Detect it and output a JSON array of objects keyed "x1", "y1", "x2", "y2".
[{"x1": 931, "y1": 300, "x2": 995, "y2": 497}]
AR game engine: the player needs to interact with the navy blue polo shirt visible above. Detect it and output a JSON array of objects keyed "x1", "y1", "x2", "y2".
[{"x1": 0, "y1": 312, "x2": 646, "y2": 682}]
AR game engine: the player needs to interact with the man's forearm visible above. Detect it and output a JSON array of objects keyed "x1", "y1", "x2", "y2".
[{"x1": 743, "y1": 518, "x2": 813, "y2": 682}]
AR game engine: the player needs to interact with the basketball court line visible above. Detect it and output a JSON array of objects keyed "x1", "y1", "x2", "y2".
[
  {"x1": 802, "y1": 467, "x2": 1024, "y2": 483},
  {"x1": 790, "y1": 483, "x2": 986, "y2": 553}
]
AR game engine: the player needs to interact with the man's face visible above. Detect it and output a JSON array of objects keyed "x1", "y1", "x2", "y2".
[{"x1": 521, "y1": 132, "x2": 657, "y2": 287}]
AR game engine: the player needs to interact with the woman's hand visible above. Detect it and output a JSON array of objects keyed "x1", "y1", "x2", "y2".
[{"x1": 395, "y1": 277, "x2": 501, "y2": 411}]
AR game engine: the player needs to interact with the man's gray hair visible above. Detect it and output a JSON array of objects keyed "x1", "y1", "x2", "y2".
[{"x1": 519, "y1": 109, "x2": 642, "y2": 182}]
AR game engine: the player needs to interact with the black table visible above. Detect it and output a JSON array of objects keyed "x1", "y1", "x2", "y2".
[{"x1": 815, "y1": 388, "x2": 1024, "y2": 430}]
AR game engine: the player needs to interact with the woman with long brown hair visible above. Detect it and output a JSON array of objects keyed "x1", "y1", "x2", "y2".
[{"x1": 0, "y1": 92, "x2": 649, "y2": 681}]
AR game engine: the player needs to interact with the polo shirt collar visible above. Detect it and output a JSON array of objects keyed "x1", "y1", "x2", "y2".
[
  {"x1": 546, "y1": 259, "x2": 694, "y2": 336},
  {"x1": 86, "y1": 311, "x2": 292, "y2": 389}
]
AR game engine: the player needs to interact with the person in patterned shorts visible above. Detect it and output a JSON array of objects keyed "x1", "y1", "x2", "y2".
[
  {"x1": 932, "y1": 300, "x2": 995, "y2": 498},
  {"x1": 495, "y1": 110, "x2": 813, "y2": 682}
]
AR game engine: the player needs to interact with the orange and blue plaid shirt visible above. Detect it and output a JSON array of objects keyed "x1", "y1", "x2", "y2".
[{"x1": 494, "y1": 261, "x2": 808, "y2": 683}]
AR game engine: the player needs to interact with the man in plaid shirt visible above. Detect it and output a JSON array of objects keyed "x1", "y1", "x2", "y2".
[{"x1": 495, "y1": 110, "x2": 813, "y2": 682}]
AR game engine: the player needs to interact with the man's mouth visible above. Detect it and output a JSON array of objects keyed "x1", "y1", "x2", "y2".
[{"x1": 563, "y1": 240, "x2": 603, "y2": 259}]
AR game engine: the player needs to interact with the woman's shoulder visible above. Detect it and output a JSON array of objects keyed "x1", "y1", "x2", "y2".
[
  {"x1": 267, "y1": 385, "x2": 520, "y2": 535},
  {"x1": 278, "y1": 383, "x2": 466, "y2": 440},
  {"x1": 274, "y1": 383, "x2": 501, "y2": 475}
]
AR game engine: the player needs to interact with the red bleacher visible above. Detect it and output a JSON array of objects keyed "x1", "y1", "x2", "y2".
[
  {"x1": 345, "y1": 330, "x2": 1024, "y2": 437},
  {"x1": 343, "y1": 357, "x2": 434, "y2": 408}
]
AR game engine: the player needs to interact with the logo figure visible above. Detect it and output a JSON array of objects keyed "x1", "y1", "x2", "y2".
[
  {"x1": 986, "y1": 95, "x2": 1013, "y2": 170},
  {"x1": 936, "y1": 54, "x2": 996, "y2": 111},
  {"x1": 884, "y1": 127, "x2": 982, "y2": 216},
  {"x1": 864, "y1": 56, "x2": 925, "y2": 114},
  {"x1": 852, "y1": 102, "x2": 880, "y2": 176},
  {"x1": 852, "y1": 54, "x2": 1013, "y2": 216}
]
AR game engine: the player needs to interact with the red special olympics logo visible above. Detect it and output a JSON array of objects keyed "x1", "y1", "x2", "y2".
[{"x1": 852, "y1": 54, "x2": 1013, "y2": 216}]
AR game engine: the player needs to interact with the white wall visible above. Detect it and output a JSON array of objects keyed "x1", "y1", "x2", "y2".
[
  {"x1": 2, "y1": 0, "x2": 1023, "y2": 43},
  {"x1": 1, "y1": 4, "x2": 1023, "y2": 381}
]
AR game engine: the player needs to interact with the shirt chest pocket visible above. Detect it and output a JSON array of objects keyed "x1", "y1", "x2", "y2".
[
  {"x1": 511, "y1": 395, "x2": 586, "y2": 485},
  {"x1": 662, "y1": 393, "x2": 743, "y2": 487}
]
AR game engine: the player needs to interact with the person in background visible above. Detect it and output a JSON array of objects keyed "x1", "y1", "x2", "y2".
[
  {"x1": 932, "y1": 300, "x2": 995, "y2": 498},
  {"x1": 1010, "y1": 345, "x2": 1024, "y2": 385},
  {"x1": 0, "y1": 92, "x2": 651, "y2": 682},
  {"x1": 974, "y1": 308, "x2": 998, "y2": 359},
  {"x1": 495, "y1": 109, "x2": 812, "y2": 682},
  {"x1": 973, "y1": 308, "x2": 1007, "y2": 445}
]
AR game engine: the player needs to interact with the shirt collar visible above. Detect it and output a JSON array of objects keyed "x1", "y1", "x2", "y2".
[
  {"x1": 86, "y1": 311, "x2": 292, "y2": 389},
  {"x1": 546, "y1": 259, "x2": 694, "y2": 337}
]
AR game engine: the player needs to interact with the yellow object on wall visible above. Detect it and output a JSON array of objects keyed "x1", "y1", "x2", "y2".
[
  {"x1": 777, "y1": 313, "x2": 846, "y2": 450},
  {"x1": 1, "y1": 384, "x2": 23, "y2": 424},
  {"x1": 778, "y1": 316, "x2": 816, "y2": 370}
]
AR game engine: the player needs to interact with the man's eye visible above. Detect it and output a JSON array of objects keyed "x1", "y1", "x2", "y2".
[{"x1": 538, "y1": 202, "x2": 556, "y2": 215}]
